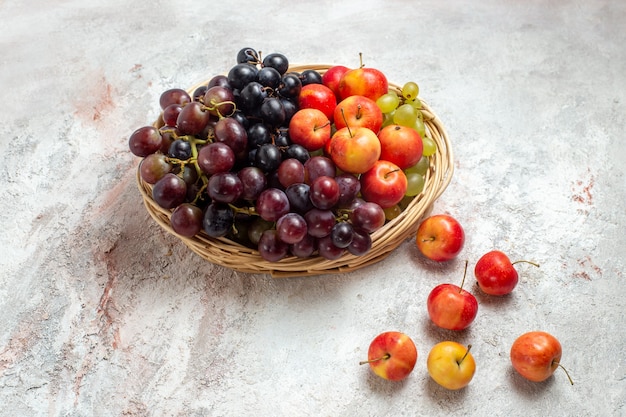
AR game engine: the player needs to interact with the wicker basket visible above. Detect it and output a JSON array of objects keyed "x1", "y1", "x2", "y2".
[{"x1": 136, "y1": 64, "x2": 454, "y2": 277}]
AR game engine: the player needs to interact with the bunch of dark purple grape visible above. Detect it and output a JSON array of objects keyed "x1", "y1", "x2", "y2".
[{"x1": 129, "y1": 47, "x2": 388, "y2": 262}]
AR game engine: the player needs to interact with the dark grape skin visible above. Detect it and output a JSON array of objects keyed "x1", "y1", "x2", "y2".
[
  {"x1": 255, "y1": 143, "x2": 282, "y2": 173},
  {"x1": 247, "y1": 123, "x2": 271, "y2": 148},
  {"x1": 197, "y1": 142, "x2": 235, "y2": 175},
  {"x1": 351, "y1": 201, "x2": 386, "y2": 233},
  {"x1": 330, "y1": 221, "x2": 354, "y2": 248},
  {"x1": 304, "y1": 156, "x2": 336, "y2": 183},
  {"x1": 203, "y1": 203, "x2": 235, "y2": 238},
  {"x1": 299, "y1": 69, "x2": 323, "y2": 86},
  {"x1": 317, "y1": 235, "x2": 345, "y2": 260},
  {"x1": 236, "y1": 47, "x2": 259, "y2": 64},
  {"x1": 290, "y1": 234, "x2": 316, "y2": 258},
  {"x1": 262, "y1": 53, "x2": 289, "y2": 75},
  {"x1": 257, "y1": 66, "x2": 282, "y2": 89},
  {"x1": 277, "y1": 158, "x2": 305, "y2": 188},
  {"x1": 258, "y1": 229, "x2": 289, "y2": 262},
  {"x1": 129, "y1": 126, "x2": 162, "y2": 157},
  {"x1": 335, "y1": 173, "x2": 361, "y2": 207},
  {"x1": 207, "y1": 172, "x2": 243, "y2": 204},
  {"x1": 213, "y1": 117, "x2": 248, "y2": 157},
  {"x1": 170, "y1": 203, "x2": 203, "y2": 237},
  {"x1": 309, "y1": 176, "x2": 340, "y2": 210},
  {"x1": 228, "y1": 63, "x2": 259, "y2": 90},
  {"x1": 207, "y1": 74, "x2": 232, "y2": 89},
  {"x1": 280, "y1": 98, "x2": 298, "y2": 123},
  {"x1": 239, "y1": 81, "x2": 268, "y2": 113},
  {"x1": 278, "y1": 73, "x2": 302, "y2": 99},
  {"x1": 163, "y1": 103, "x2": 183, "y2": 127},
  {"x1": 304, "y1": 208, "x2": 336, "y2": 238},
  {"x1": 139, "y1": 153, "x2": 172, "y2": 184},
  {"x1": 159, "y1": 88, "x2": 191, "y2": 110},
  {"x1": 260, "y1": 97, "x2": 286, "y2": 127},
  {"x1": 255, "y1": 188, "x2": 290, "y2": 222},
  {"x1": 284, "y1": 144, "x2": 310, "y2": 164},
  {"x1": 285, "y1": 183, "x2": 314, "y2": 214},
  {"x1": 152, "y1": 173, "x2": 187, "y2": 209},
  {"x1": 176, "y1": 101, "x2": 211, "y2": 136},
  {"x1": 237, "y1": 166, "x2": 267, "y2": 201},
  {"x1": 276, "y1": 212, "x2": 308, "y2": 244},
  {"x1": 204, "y1": 86, "x2": 235, "y2": 117},
  {"x1": 347, "y1": 227, "x2": 372, "y2": 256},
  {"x1": 168, "y1": 139, "x2": 192, "y2": 160}
]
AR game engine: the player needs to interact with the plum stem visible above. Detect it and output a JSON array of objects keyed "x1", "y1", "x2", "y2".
[
  {"x1": 359, "y1": 353, "x2": 390, "y2": 365},
  {"x1": 554, "y1": 361, "x2": 574, "y2": 385},
  {"x1": 512, "y1": 260, "x2": 540, "y2": 268},
  {"x1": 458, "y1": 344, "x2": 472, "y2": 366},
  {"x1": 459, "y1": 260, "x2": 469, "y2": 293}
]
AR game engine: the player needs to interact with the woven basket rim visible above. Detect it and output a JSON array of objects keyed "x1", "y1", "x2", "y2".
[{"x1": 137, "y1": 64, "x2": 454, "y2": 278}]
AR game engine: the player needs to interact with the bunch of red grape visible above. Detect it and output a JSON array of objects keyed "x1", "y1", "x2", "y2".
[{"x1": 129, "y1": 48, "x2": 398, "y2": 262}]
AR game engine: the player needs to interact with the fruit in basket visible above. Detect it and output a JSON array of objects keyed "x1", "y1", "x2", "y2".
[
  {"x1": 474, "y1": 250, "x2": 540, "y2": 296},
  {"x1": 338, "y1": 56, "x2": 388, "y2": 101},
  {"x1": 510, "y1": 331, "x2": 573, "y2": 384},
  {"x1": 416, "y1": 214, "x2": 465, "y2": 262},
  {"x1": 128, "y1": 47, "x2": 449, "y2": 268},
  {"x1": 427, "y1": 341, "x2": 476, "y2": 390},
  {"x1": 427, "y1": 261, "x2": 478, "y2": 331},
  {"x1": 328, "y1": 126, "x2": 381, "y2": 174},
  {"x1": 360, "y1": 160, "x2": 408, "y2": 208},
  {"x1": 333, "y1": 95, "x2": 383, "y2": 133},
  {"x1": 377, "y1": 124, "x2": 423, "y2": 169},
  {"x1": 298, "y1": 83, "x2": 337, "y2": 121},
  {"x1": 288, "y1": 108, "x2": 332, "y2": 152},
  {"x1": 359, "y1": 331, "x2": 418, "y2": 381}
]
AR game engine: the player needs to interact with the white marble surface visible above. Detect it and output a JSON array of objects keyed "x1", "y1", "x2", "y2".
[{"x1": 1, "y1": 1, "x2": 625, "y2": 416}]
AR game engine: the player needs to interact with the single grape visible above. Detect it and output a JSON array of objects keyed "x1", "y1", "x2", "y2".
[
  {"x1": 207, "y1": 74, "x2": 232, "y2": 89},
  {"x1": 376, "y1": 92, "x2": 400, "y2": 114},
  {"x1": 284, "y1": 144, "x2": 310, "y2": 164},
  {"x1": 163, "y1": 103, "x2": 183, "y2": 127},
  {"x1": 203, "y1": 203, "x2": 234, "y2": 238},
  {"x1": 290, "y1": 234, "x2": 316, "y2": 258},
  {"x1": 393, "y1": 103, "x2": 418, "y2": 127},
  {"x1": 280, "y1": 97, "x2": 298, "y2": 123},
  {"x1": 401, "y1": 81, "x2": 419, "y2": 100},
  {"x1": 170, "y1": 203, "x2": 203, "y2": 237},
  {"x1": 309, "y1": 176, "x2": 340, "y2": 210},
  {"x1": 255, "y1": 188, "x2": 290, "y2": 222},
  {"x1": 255, "y1": 143, "x2": 282, "y2": 173},
  {"x1": 159, "y1": 88, "x2": 191, "y2": 110},
  {"x1": 258, "y1": 229, "x2": 290, "y2": 262},
  {"x1": 259, "y1": 97, "x2": 286, "y2": 127},
  {"x1": 277, "y1": 158, "x2": 305, "y2": 188},
  {"x1": 405, "y1": 155, "x2": 429, "y2": 176},
  {"x1": 335, "y1": 173, "x2": 361, "y2": 207},
  {"x1": 247, "y1": 123, "x2": 271, "y2": 148},
  {"x1": 347, "y1": 227, "x2": 372, "y2": 256},
  {"x1": 214, "y1": 117, "x2": 248, "y2": 156},
  {"x1": 304, "y1": 208, "x2": 336, "y2": 238},
  {"x1": 239, "y1": 81, "x2": 268, "y2": 113},
  {"x1": 227, "y1": 63, "x2": 259, "y2": 90},
  {"x1": 176, "y1": 101, "x2": 211, "y2": 135},
  {"x1": 262, "y1": 53, "x2": 289, "y2": 75},
  {"x1": 304, "y1": 156, "x2": 336, "y2": 183},
  {"x1": 299, "y1": 69, "x2": 323, "y2": 85},
  {"x1": 285, "y1": 183, "x2": 314, "y2": 214},
  {"x1": 139, "y1": 153, "x2": 172, "y2": 184},
  {"x1": 422, "y1": 136, "x2": 437, "y2": 156},
  {"x1": 405, "y1": 172, "x2": 425, "y2": 197},
  {"x1": 317, "y1": 235, "x2": 345, "y2": 260},
  {"x1": 197, "y1": 142, "x2": 235, "y2": 175},
  {"x1": 277, "y1": 73, "x2": 302, "y2": 99},
  {"x1": 247, "y1": 217, "x2": 274, "y2": 246},
  {"x1": 129, "y1": 126, "x2": 162, "y2": 157},
  {"x1": 204, "y1": 85, "x2": 235, "y2": 117},
  {"x1": 383, "y1": 205, "x2": 402, "y2": 221},
  {"x1": 257, "y1": 66, "x2": 282, "y2": 89},
  {"x1": 237, "y1": 166, "x2": 267, "y2": 201},
  {"x1": 330, "y1": 221, "x2": 354, "y2": 248},
  {"x1": 236, "y1": 47, "x2": 259, "y2": 64},
  {"x1": 207, "y1": 172, "x2": 243, "y2": 204},
  {"x1": 276, "y1": 212, "x2": 308, "y2": 244},
  {"x1": 350, "y1": 201, "x2": 386, "y2": 233},
  {"x1": 168, "y1": 139, "x2": 192, "y2": 160},
  {"x1": 152, "y1": 173, "x2": 187, "y2": 209}
]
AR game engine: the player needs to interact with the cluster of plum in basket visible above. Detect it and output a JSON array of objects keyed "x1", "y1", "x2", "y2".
[{"x1": 129, "y1": 48, "x2": 433, "y2": 262}]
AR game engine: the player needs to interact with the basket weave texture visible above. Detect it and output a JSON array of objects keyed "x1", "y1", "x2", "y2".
[{"x1": 137, "y1": 64, "x2": 454, "y2": 277}]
